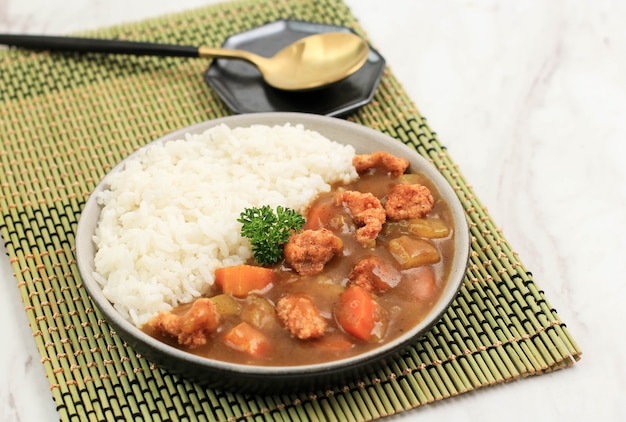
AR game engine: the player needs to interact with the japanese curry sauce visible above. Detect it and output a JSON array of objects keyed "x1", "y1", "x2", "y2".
[{"x1": 144, "y1": 168, "x2": 455, "y2": 366}]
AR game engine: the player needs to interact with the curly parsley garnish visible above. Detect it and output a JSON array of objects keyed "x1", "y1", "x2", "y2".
[{"x1": 238, "y1": 205, "x2": 306, "y2": 266}]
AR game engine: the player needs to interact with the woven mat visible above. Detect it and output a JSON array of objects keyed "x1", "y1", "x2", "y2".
[{"x1": 0, "y1": 0, "x2": 581, "y2": 420}]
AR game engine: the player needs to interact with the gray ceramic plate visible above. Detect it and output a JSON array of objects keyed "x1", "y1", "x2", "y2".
[{"x1": 75, "y1": 112, "x2": 469, "y2": 393}]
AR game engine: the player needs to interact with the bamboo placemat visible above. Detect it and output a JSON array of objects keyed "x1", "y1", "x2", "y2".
[{"x1": 0, "y1": 0, "x2": 581, "y2": 420}]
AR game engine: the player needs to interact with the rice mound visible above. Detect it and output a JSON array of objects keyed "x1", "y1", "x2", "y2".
[{"x1": 92, "y1": 123, "x2": 358, "y2": 327}]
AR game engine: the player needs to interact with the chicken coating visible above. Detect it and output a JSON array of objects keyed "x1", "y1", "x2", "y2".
[
  {"x1": 353, "y1": 151, "x2": 410, "y2": 176},
  {"x1": 348, "y1": 256, "x2": 402, "y2": 294},
  {"x1": 336, "y1": 191, "x2": 386, "y2": 246},
  {"x1": 276, "y1": 294, "x2": 327, "y2": 340},
  {"x1": 284, "y1": 228, "x2": 343, "y2": 276},
  {"x1": 385, "y1": 183, "x2": 434, "y2": 221},
  {"x1": 147, "y1": 298, "x2": 221, "y2": 348}
]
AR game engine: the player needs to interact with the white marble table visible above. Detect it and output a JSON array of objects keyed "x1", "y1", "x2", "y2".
[{"x1": 1, "y1": 0, "x2": 625, "y2": 421}]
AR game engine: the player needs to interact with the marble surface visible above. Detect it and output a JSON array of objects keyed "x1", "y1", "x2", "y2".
[{"x1": 1, "y1": 0, "x2": 625, "y2": 420}]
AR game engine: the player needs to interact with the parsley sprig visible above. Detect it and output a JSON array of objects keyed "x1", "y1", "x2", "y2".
[{"x1": 238, "y1": 205, "x2": 306, "y2": 266}]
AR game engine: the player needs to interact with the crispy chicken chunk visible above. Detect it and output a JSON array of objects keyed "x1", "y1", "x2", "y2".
[
  {"x1": 353, "y1": 151, "x2": 410, "y2": 176},
  {"x1": 348, "y1": 256, "x2": 402, "y2": 294},
  {"x1": 385, "y1": 183, "x2": 434, "y2": 221},
  {"x1": 284, "y1": 228, "x2": 343, "y2": 276},
  {"x1": 147, "y1": 298, "x2": 220, "y2": 348},
  {"x1": 276, "y1": 294, "x2": 327, "y2": 340},
  {"x1": 336, "y1": 191, "x2": 386, "y2": 246}
]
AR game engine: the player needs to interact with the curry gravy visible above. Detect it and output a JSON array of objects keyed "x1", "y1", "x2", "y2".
[{"x1": 143, "y1": 169, "x2": 455, "y2": 366}]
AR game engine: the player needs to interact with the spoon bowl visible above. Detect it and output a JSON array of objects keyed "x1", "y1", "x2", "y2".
[
  {"x1": 0, "y1": 32, "x2": 369, "y2": 91},
  {"x1": 207, "y1": 32, "x2": 370, "y2": 91}
]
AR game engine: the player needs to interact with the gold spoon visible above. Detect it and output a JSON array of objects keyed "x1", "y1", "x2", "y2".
[{"x1": 0, "y1": 32, "x2": 369, "y2": 91}]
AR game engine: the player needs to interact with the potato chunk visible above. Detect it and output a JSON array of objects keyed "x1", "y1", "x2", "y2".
[
  {"x1": 407, "y1": 218, "x2": 451, "y2": 238},
  {"x1": 388, "y1": 236, "x2": 440, "y2": 269}
]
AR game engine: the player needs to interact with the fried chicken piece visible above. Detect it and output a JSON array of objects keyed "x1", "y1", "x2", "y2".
[
  {"x1": 353, "y1": 151, "x2": 409, "y2": 176},
  {"x1": 336, "y1": 191, "x2": 386, "y2": 246},
  {"x1": 385, "y1": 183, "x2": 435, "y2": 221},
  {"x1": 284, "y1": 228, "x2": 343, "y2": 276},
  {"x1": 348, "y1": 256, "x2": 402, "y2": 294},
  {"x1": 147, "y1": 298, "x2": 221, "y2": 348},
  {"x1": 276, "y1": 294, "x2": 327, "y2": 340}
]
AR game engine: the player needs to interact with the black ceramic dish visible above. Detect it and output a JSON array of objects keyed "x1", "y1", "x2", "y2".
[
  {"x1": 76, "y1": 113, "x2": 469, "y2": 394},
  {"x1": 204, "y1": 20, "x2": 386, "y2": 117}
]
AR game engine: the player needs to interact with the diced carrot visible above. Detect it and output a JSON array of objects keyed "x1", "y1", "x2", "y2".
[
  {"x1": 222, "y1": 322, "x2": 271, "y2": 358},
  {"x1": 214, "y1": 264, "x2": 275, "y2": 298},
  {"x1": 334, "y1": 285, "x2": 377, "y2": 341},
  {"x1": 304, "y1": 201, "x2": 336, "y2": 230}
]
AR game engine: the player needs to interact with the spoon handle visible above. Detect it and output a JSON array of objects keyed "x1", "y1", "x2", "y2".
[{"x1": 0, "y1": 34, "x2": 199, "y2": 57}]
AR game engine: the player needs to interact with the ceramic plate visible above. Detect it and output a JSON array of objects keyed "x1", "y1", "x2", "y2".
[{"x1": 76, "y1": 113, "x2": 469, "y2": 393}]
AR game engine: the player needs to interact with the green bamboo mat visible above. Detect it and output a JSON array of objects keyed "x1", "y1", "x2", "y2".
[{"x1": 0, "y1": 0, "x2": 581, "y2": 420}]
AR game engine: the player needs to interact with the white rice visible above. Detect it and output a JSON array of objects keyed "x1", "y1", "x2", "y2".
[{"x1": 92, "y1": 123, "x2": 358, "y2": 327}]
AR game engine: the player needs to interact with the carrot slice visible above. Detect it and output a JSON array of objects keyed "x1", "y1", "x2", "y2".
[
  {"x1": 214, "y1": 264, "x2": 275, "y2": 298},
  {"x1": 304, "y1": 201, "x2": 336, "y2": 230},
  {"x1": 222, "y1": 322, "x2": 271, "y2": 358},
  {"x1": 335, "y1": 285, "x2": 377, "y2": 341}
]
